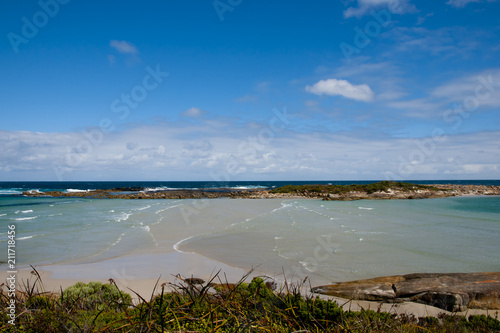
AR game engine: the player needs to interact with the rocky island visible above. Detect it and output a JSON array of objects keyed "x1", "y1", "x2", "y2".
[{"x1": 21, "y1": 181, "x2": 500, "y2": 200}]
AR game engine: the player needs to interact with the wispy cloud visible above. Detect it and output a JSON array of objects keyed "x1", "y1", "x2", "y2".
[
  {"x1": 306, "y1": 79, "x2": 375, "y2": 102},
  {"x1": 110, "y1": 40, "x2": 139, "y2": 54},
  {"x1": 385, "y1": 27, "x2": 481, "y2": 58},
  {"x1": 384, "y1": 68, "x2": 500, "y2": 119},
  {"x1": 447, "y1": 0, "x2": 479, "y2": 7},
  {"x1": 344, "y1": 0, "x2": 417, "y2": 18},
  {"x1": 181, "y1": 107, "x2": 205, "y2": 118},
  {"x1": 2, "y1": 119, "x2": 498, "y2": 180},
  {"x1": 432, "y1": 69, "x2": 500, "y2": 107},
  {"x1": 235, "y1": 95, "x2": 258, "y2": 103},
  {"x1": 446, "y1": 0, "x2": 497, "y2": 7}
]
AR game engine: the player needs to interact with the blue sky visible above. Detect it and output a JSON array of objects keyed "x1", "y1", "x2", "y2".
[{"x1": 1, "y1": 0, "x2": 499, "y2": 181}]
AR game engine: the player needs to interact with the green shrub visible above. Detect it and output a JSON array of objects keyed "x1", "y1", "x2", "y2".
[{"x1": 60, "y1": 281, "x2": 132, "y2": 311}]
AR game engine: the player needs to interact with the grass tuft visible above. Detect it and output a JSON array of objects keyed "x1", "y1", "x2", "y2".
[{"x1": 1, "y1": 269, "x2": 499, "y2": 332}]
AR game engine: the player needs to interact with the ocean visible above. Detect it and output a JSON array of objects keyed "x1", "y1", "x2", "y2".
[{"x1": 1, "y1": 180, "x2": 499, "y2": 284}]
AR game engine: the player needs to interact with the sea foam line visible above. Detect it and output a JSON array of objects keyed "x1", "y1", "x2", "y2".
[
  {"x1": 173, "y1": 236, "x2": 197, "y2": 254},
  {"x1": 13, "y1": 216, "x2": 38, "y2": 221}
]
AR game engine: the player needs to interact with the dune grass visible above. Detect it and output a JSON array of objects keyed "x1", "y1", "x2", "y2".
[{"x1": 1, "y1": 269, "x2": 499, "y2": 332}]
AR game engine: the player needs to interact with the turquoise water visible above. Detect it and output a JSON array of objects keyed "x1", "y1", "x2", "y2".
[
  {"x1": 176, "y1": 196, "x2": 500, "y2": 282},
  {"x1": 1, "y1": 194, "x2": 499, "y2": 283},
  {"x1": 0, "y1": 197, "x2": 182, "y2": 266}
]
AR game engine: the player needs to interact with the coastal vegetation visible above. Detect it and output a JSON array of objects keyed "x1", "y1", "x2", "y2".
[
  {"x1": 269, "y1": 181, "x2": 440, "y2": 195},
  {"x1": 1, "y1": 271, "x2": 499, "y2": 332}
]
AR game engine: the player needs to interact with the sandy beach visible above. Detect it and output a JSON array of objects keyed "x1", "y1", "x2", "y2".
[
  {"x1": 3, "y1": 256, "x2": 499, "y2": 319},
  {"x1": 2, "y1": 195, "x2": 500, "y2": 319}
]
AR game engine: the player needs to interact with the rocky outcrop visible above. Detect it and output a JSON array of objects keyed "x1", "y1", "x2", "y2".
[
  {"x1": 21, "y1": 184, "x2": 500, "y2": 200},
  {"x1": 311, "y1": 272, "x2": 500, "y2": 312}
]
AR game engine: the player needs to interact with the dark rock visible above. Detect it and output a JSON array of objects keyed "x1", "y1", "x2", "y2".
[
  {"x1": 184, "y1": 278, "x2": 205, "y2": 285},
  {"x1": 312, "y1": 272, "x2": 500, "y2": 312},
  {"x1": 410, "y1": 291, "x2": 469, "y2": 312}
]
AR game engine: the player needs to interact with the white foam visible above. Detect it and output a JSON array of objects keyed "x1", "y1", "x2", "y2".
[
  {"x1": 0, "y1": 214, "x2": 6, "y2": 217},
  {"x1": 270, "y1": 201, "x2": 293, "y2": 213},
  {"x1": 143, "y1": 187, "x2": 178, "y2": 192},
  {"x1": 113, "y1": 213, "x2": 131, "y2": 222},
  {"x1": 18, "y1": 235, "x2": 34, "y2": 240},
  {"x1": 26, "y1": 189, "x2": 42, "y2": 194},
  {"x1": 0, "y1": 189, "x2": 22, "y2": 195},
  {"x1": 22, "y1": 210, "x2": 33, "y2": 213},
  {"x1": 142, "y1": 226, "x2": 151, "y2": 232},
  {"x1": 358, "y1": 207, "x2": 374, "y2": 211},
  {"x1": 135, "y1": 205, "x2": 151, "y2": 211},
  {"x1": 298, "y1": 260, "x2": 317, "y2": 273},
  {"x1": 66, "y1": 189, "x2": 90, "y2": 193},
  {"x1": 155, "y1": 203, "x2": 181, "y2": 214},
  {"x1": 14, "y1": 216, "x2": 38, "y2": 221},
  {"x1": 232, "y1": 185, "x2": 267, "y2": 189},
  {"x1": 110, "y1": 233, "x2": 126, "y2": 247},
  {"x1": 173, "y1": 236, "x2": 197, "y2": 254}
]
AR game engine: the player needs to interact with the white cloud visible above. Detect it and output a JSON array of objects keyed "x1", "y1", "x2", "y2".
[
  {"x1": 306, "y1": 79, "x2": 375, "y2": 102},
  {"x1": 110, "y1": 40, "x2": 139, "y2": 54},
  {"x1": 433, "y1": 69, "x2": 500, "y2": 107},
  {"x1": 446, "y1": 0, "x2": 497, "y2": 7},
  {"x1": 344, "y1": 0, "x2": 417, "y2": 18},
  {"x1": 386, "y1": 27, "x2": 480, "y2": 59},
  {"x1": 446, "y1": 0, "x2": 479, "y2": 7},
  {"x1": 181, "y1": 107, "x2": 205, "y2": 118},
  {"x1": 2, "y1": 122, "x2": 499, "y2": 181}
]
